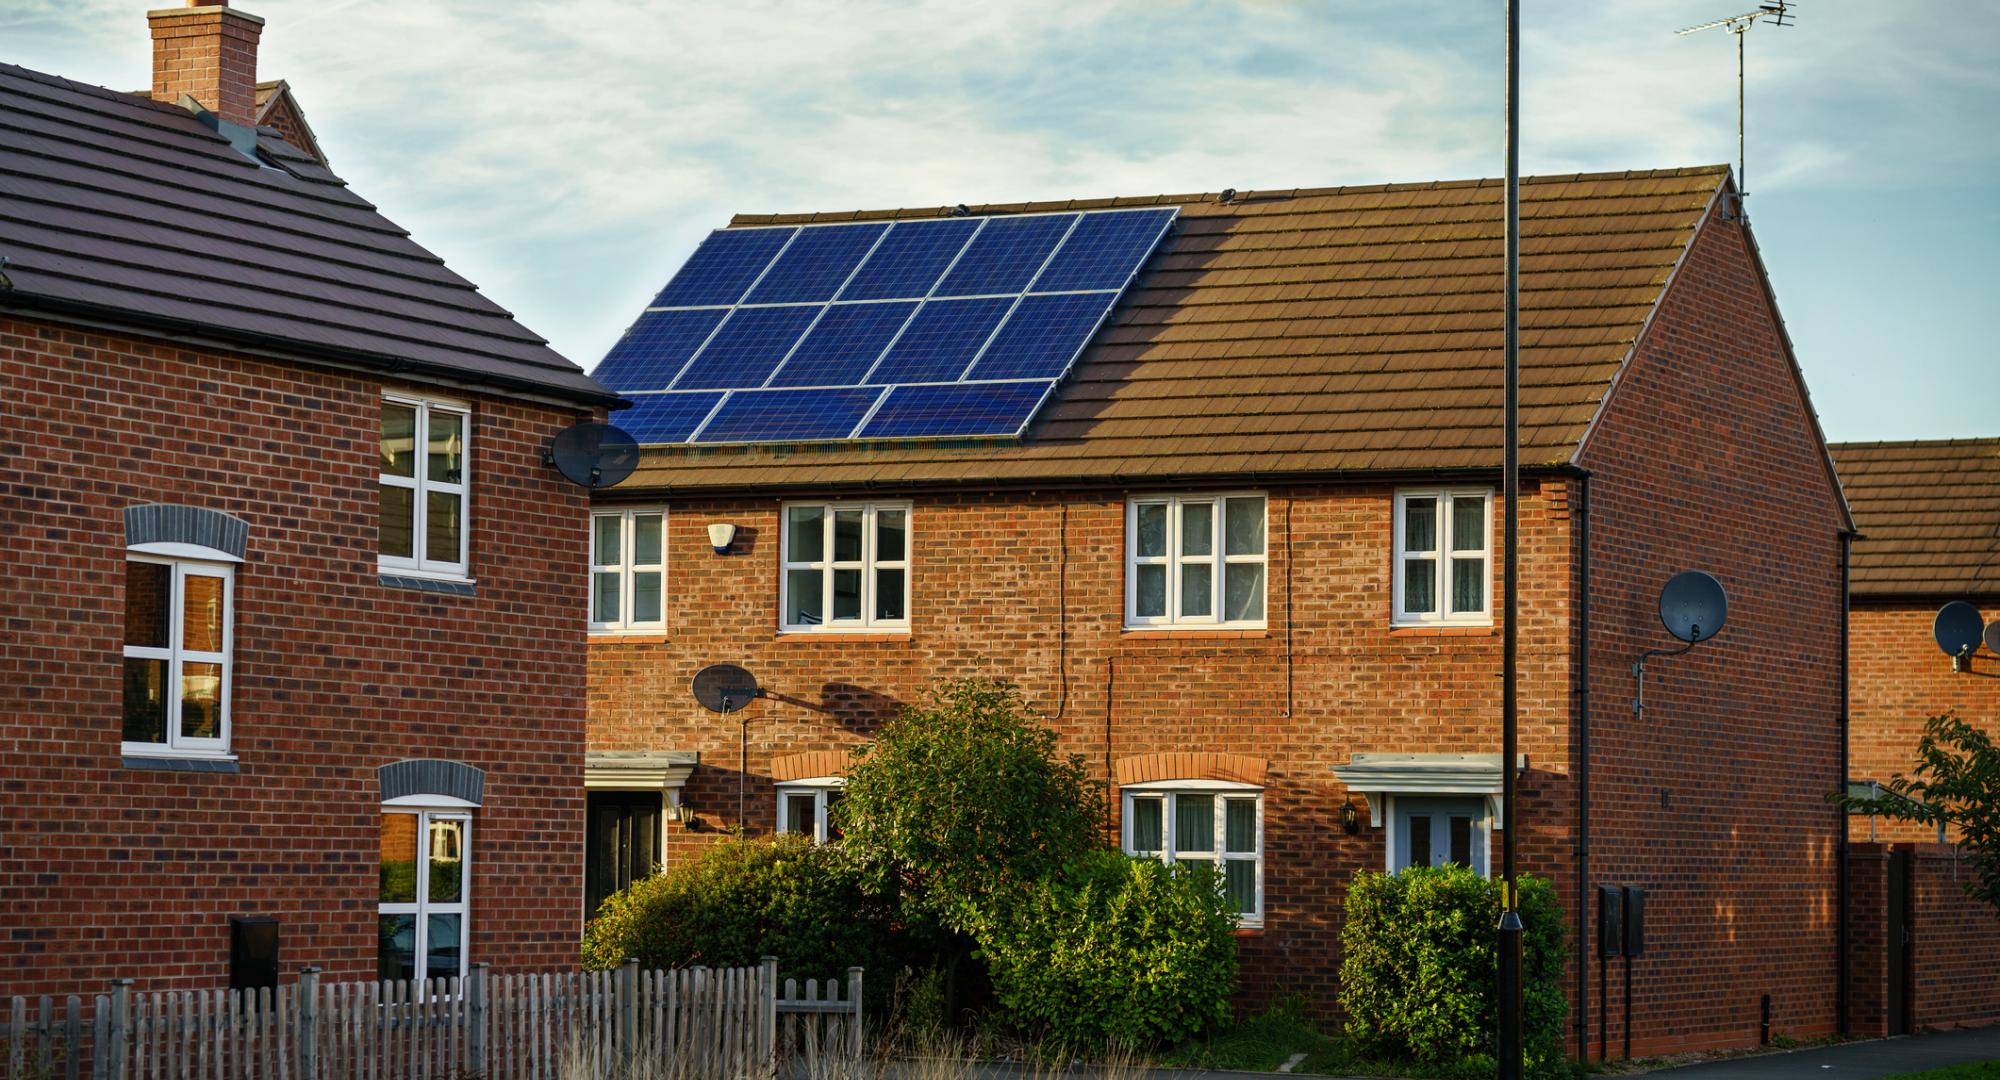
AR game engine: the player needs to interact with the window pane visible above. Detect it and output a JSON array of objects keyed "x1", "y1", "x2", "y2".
[
  {"x1": 427, "y1": 411, "x2": 464, "y2": 484},
  {"x1": 786, "y1": 568, "x2": 823, "y2": 625},
  {"x1": 428, "y1": 818, "x2": 464, "y2": 902},
  {"x1": 592, "y1": 572, "x2": 621, "y2": 623},
  {"x1": 179, "y1": 662, "x2": 221, "y2": 739},
  {"x1": 1403, "y1": 497, "x2": 1437, "y2": 553},
  {"x1": 381, "y1": 403, "x2": 417, "y2": 477},
  {"x1": 378, "y1": 914, "x2": 416, "y2": 983},
  {"x1": 426, "y1": 491, "x2": 462, "y2": 564},
  {"x1": 1225, "y1": 799, "x2": 1257, "y2": 854},
  {"x1": 876, "y1": 509, "x2": 906, "y2": 562},
  {"x1": 1224, "y1": 563, "x2": 1264, "y2": 622},
  {"x1": 125, "y1": 562, "x2": 169, "y2": 648},
  {"x1": 875, "y1": 568, "x2": 905, "y2": 621},
  {"x1": 1225, "y1": 860, "x2": 1257, "y2": 914},
  {"x1": 633, "y1": 514, "x2": 663, "y2": 565},
  {"x1": 1130, "y1": 798, "x2": 1163, "y2": 854},
  {"x1": 832, "y1": 568, "x2": 862, "y2": 620},
  {"x1": 593, "y1": 515, "x2": 622, "y2": 565},
  {"x1": 787, "y1": 506, "x2": 825, "y2": 562},
  {"x1": 1135, "y1": 503, "x2": 1166, "y2": 558},
  {"x1": 1451, "y1": 496, "x2": 1484, "y2": 552},
  {"x1": 1449, "y1": 816, "x2": 1472, "y2": 867},
  {"x1": 1135, "y1": 564, "x2": 1166, "y2": 618},
  {"x1": 425, "y1": 913, "x2": 462, "y2": 980},
  {"x1": 1181, "y1": 501, "x2": 1214, "y2": 557},
  {"x1": 1408, "y1": 815, "x2": 1432, "y2": 869},
  {"x1": 380, "y1": 486, "x2": 415, "y2": 559},
  {"x1": 380, "y1": 813, "x2": 418, "y2": 903},
  {"x1": 825, "y1": 790, "x2": 846, "y2": 841},
  {"x1": 833, "y1": 510, "x2": 864, "y2": 562},
  {"x1": 1403, "y1": 558, "x2": 1436, "y2": 614},
  {"x1": 1180, "y1": 563, "x2": 1212, "y2": 618},
  {"x1": 122, "y1": 657, "x2": 166, "y2": 744},
  {"x1": 1229, "y1": 496, "x2": 1266, "y2": 552},
  {"x1": 1176, "y1": 794, "x2": 1214, "y2": 853},
  {"x1": 1452, "y1": 558, "x2": 1484, "y2": 614},
  {"x1": 783, "y1": 794, "x2": 816, "y2": 835},
  {"x1": 633, "y1": 571, "x2": 663, "y2": 624},
  {"x1": 182, "y1": 573, "x2": 225, "y2": 653}
]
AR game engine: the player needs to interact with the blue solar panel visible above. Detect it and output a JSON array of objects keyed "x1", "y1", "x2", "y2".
[
  {"x1": 858, "y1": 381, "x2": 1053, "y2": 439},
  {"x1": 865, "y1": 297, "x2": 1014, "y2": 385},
  {"x1": 693, "y1": 387, "x2": 883, "y2": 443},
  {"x1": 766, "y1": 302, "x2": 918, "y2": 388},
  {"x1": 837, "y1": 218, "x2": 980, "y2": 301},
  {"x1": 650, "y1": 228, "x2": 794, "y2": 308},
  {"x1": 744, "y1": 222, "x2": 889, "y2": 305},
  {"x1": 933, "y1": 214, "x2": 1078, "y2": 297},
  {"x1": 965, "y1": 292, "x2": 1117, "y2": 382},
  {"x1": 592, "y1": 308, "x2": 729, "y2": 391},
  {"x1": 612, "y1": 392, "x2": 726, "y2": 444},
  {"x1": 670, "y1": 306, "x2": 820, "y2": 390},
  {"x1": 1030, "y1": 209, "x2": 1176, "y2": 293}
]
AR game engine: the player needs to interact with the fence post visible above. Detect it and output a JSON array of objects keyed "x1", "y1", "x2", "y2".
[
  {"x1": 297, "y1": 967, "x2": 320, "y2": 1080},
  {"x1": 467, "y1": 963, "x2": 488, "y2": 1078},
  {"x1": 619, "y1": 959, "x2": 638, "y2": 1066},
  {"x1": 105, "y1": 980, "x2": 132, "y2": 1080},
  {"x1": 759, "y1": 956, "x2": 778, "y2": 1074},
  {"x1": 846, "y1": 967, "x2": 863, "y2": 1059}
]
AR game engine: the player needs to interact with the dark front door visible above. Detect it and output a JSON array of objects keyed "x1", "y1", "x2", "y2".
[
  {"x1": 1887, "y1": 849, "x2": 1914, "y2": 1036},
  {"x1": 586, "y1": 791, "x2": 661, "y2": 919}
]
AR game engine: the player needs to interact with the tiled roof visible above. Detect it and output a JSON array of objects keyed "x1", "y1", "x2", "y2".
[
  {"x1": 617, "y1": 166, "x2": 1728, "y2": 491},
  {"x1": 1831, "y1": 438, "x2": 2000, "y2": 599},
  {"x1": 0, "y1": 63, "x2": 617, "y2": 406},
  {"x1": 253, "y1": 78, "x2": 324, "y2": 164}
]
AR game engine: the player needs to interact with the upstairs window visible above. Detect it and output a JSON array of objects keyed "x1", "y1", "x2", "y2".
[
  {"x1": 380, "y1": 394, "x2": 470, "y2": 579},
  {"x1": 1393, "y1": 489, "x2": 1492, "y2": 626},
  {"x1": 123, "y1": 556, "x2": 233, "y2": 757},
  {"x1": 1126, "y1": 494, "x2": 1267, "y2": 628},
  {"x1": 590, "y1": 508, "x2": 666, "y2": 632},
  {"x1": 780, "y1": 502, "x2": 910, "y2": 632}
]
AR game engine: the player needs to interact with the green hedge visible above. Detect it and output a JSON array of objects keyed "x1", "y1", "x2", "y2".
[
  {"x1": 1339, "y1": 866, "x2": 1569, "y2": 1076},
  {"x1": 580, "y1": 835, "x2": 898, "y2": 981},
  {"x1": 981, "y1": 848, "x2": 1238, "y2": 1046}
]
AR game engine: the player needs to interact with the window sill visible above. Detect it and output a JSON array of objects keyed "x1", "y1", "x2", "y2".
[
  {"x1": 1388, "y1": 624, "x2": 1496, "y2": 636},
  {"x1": 774, "y1": 630, "x2": 912, "y2": 643},
  {"x1": 589, "y1": 632, "x2": 671, "y2": 644},
  {"x1": 122, "y1": 753, "x2": 239, "y2": 774},
  {"x1": 1232, "y1": 923, "x2": 1266, "y2": 936},
  {"x1": 1120, "y1": 628, "x2": 1268, "y2": 640},
  {"x1": 380, "y1": 573, "x2": 477, "y2": 597}
]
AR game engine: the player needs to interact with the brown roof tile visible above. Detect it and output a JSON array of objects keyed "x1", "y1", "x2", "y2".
[{"x1": 1831, "y1": 439, "x2": 2000, "y2": 599}]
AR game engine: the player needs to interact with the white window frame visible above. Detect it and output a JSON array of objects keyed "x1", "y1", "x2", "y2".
[
  {"x1": 1382, "y1": 793, "x2": 1492, "y2": 878},
  {"x1": 379, "y1": 392, "x2": 471, "y2": 580},
  {"x1": 1120, "y1": 781, "x2": 1264, "y2": 927},
  {"x1": 1392, "y1": 488, "x2": 1493, "y2": 627},
  {"x1": 122, "y1": 554, "x2": 234, "y2": 759},
  {"x1": 778, "y1": 501, "x2": 911, "y2": 633},
  {"x1": 379, "y1": 806, "x2": 472, "y2": 990},
  {"x1": 1124, "y1": 493, "x2": 1268, "y2": 630},
  {"x1": 589, "y1": 507, "x2": 667, "y2": 633},
  {"x1": 775, "y1": 777, "x2": 846, "y2": 844}
]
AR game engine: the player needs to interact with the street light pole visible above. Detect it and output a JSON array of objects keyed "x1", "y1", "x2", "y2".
[{"x1": 1498, "y1": 0, "x2": 1525, "y2": 1078}]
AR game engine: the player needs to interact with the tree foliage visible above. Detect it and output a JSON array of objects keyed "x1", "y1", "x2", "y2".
[{"x1": 1840, "y1": 712, "x2": 2000, "y2": 913}]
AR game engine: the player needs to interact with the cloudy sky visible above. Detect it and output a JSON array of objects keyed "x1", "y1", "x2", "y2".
[{"x1": 9, "y1": 1, "x2": 1997, "y2": 441}]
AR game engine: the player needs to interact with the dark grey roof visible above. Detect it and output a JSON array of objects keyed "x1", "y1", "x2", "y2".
[{"x1": 0, "y1": 63, "x2": 618, "y2": 406}]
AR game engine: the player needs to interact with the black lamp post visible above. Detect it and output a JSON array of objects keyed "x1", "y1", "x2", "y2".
[{"x1": 1498, "y1": 1, "x2": 1526, "y2": 1078}]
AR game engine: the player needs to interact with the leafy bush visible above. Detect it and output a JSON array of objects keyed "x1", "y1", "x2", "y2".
[
  {"x1": 580, "y1": 834, "x2": 897, "y2": 980},
  {"x1": 981, "y1": 848, "x2": 1238, "y2": 1046},
  {"x1": 1839, "y1": 713, "x2": 2000, "y2": 914},
  {"x1": 1339, "y1": 866, "x2": 1569, "y2": 1076}
]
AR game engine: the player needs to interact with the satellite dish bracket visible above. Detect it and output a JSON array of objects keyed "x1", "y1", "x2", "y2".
[{"x1": 1633, "y1": 632, "x2": 1703, "y2": 718}]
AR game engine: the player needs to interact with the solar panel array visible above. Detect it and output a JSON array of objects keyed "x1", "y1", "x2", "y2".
[{"x1": 596, "y1": 207, "x2": 1177, "y2": 445}]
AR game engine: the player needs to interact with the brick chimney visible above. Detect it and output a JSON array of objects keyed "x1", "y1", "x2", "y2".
[{"x1": 148, "y1": 0, "x2": 264, "y2": 127}]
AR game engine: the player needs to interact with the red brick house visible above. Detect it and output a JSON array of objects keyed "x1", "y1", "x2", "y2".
[
  {"x1": 0, "y1": 1, "x2": 619, "y2": 998},
  {"x1": 583, "y1": 166, "x2": 1852, "y2": 1055}
]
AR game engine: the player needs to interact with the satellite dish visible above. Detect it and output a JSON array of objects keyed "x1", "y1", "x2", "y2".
[
  {"x1": 1659, "y1": 571, "x2": 1727, "y2": 644},
  {"x1": 547, "y1": 422, "x2": 639, "y2": 489},
  {"x1": 1934, "y1": 601, "x2": 1984, "y2": 658},
  {"x1": 1985, "y1": 619, "x2": 2000, "y2": 657},
  {"x1": 691, "y1": 664, "x2": 761, "y2": 713}
]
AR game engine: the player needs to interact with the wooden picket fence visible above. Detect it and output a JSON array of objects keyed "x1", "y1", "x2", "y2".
[{"x1": 3, "y1": 960, "x2": 863, "y2": 1080}]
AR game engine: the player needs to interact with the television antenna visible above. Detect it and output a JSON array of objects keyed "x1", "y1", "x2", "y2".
[{"x1": 1677, "y1": 2, "x2": 1798, "y2": 218}]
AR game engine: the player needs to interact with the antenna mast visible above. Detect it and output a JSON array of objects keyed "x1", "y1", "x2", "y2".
[{"x1": 1677, "y1": 1, "x2": 1797, "y2": 216}]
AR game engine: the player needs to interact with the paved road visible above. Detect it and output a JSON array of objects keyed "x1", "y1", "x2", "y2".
[{"x1": 1649, "y1": 1027, "x2": 2000, "y2": 1079}]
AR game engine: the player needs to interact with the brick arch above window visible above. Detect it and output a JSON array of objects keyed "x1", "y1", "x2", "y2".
[
  {"x1": 1114, "y1": 752, "x2": 1268, "y2": 788},
  {"x1": 124, "y1": 503, "x2": 249, "y2": 561},
  {"x1": 380, "y1": 758, "x2": 485, "y2": 806},
  {"x1": 771, "y1": 749, "x2": 857, "y2": 783}
]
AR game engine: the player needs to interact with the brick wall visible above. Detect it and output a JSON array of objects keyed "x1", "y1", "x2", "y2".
[
  {"x1": 1849, "y1": 601, "x2": 2000, "y2": 844},
  {"x1": 0, "y1": 315, "x2": 594, "y2": 998},
  {"x1": 1846, "y1": 843, "x2": 2000, "y2": 1034},
  {"x1": 1575, "y1": 196, "x2": 1848, "y2": 1054}
]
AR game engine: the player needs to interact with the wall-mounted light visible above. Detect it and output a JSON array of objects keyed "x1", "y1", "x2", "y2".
[
  {"x1": 672, "y1": 798, "x2": 700, "y2": 828},
  {"x1": 707, "y1": 522, "x2": 737, "y2": 555},
  {"x1": 1340, "y1": 799, "x2": 1360, "y2": 835}
]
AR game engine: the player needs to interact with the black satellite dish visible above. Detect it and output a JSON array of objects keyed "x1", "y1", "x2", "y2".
[
  {"x1": 1935, "y1": 601, "x2": 1984, "y2": 661},
  {"x1": 546, "y1": 421, "x2": 639, "y2": 489},
  {"x1": 1985, "y1": 619, "x2": 2000, "y2": 657},
  {"x1": 1659, "y1": 570, "x2": 1728, "y2": 644},
  {"x1": 692, "y1": 664, "x2": 762, "y2": 713}
]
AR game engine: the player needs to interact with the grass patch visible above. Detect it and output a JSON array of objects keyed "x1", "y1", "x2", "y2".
[
  {"x1": 1878, "y1": 1064, "x2": 2000, "y2": 1080},
  {"x1": 1158, "y1": 997, "x2": 1327, "y2": 1072}
]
